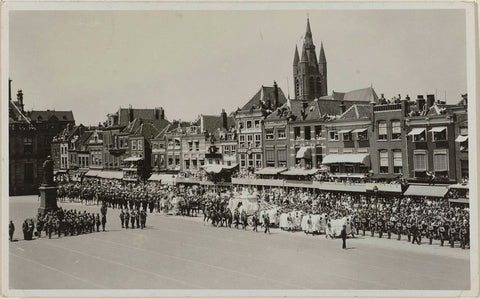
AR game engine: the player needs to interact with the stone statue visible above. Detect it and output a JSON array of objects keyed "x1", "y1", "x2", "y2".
[{"x1": 42, "y1": 156, "x2": 54, "y2": 186}]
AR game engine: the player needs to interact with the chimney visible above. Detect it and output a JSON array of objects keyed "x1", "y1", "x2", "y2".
[
  {"x1": 340, "y1": 101, "x2": 346, "y2": 113},
  {"x1": 159, "y1": 107, "x2": 165, "y2": 120},
  {"x1": 8, "y1": 78, "x2": 12, "y2": 101},
  {"x1": 17, "y1": 89, "x2": 24, "y2": 112},
  {"x1": 401, "y1": 96, "x2": 410, "y2": 117},
  {"x1": 155, "y1": 108, "x2": 160, "y2": 120},
  {"x1": 273, "y1": 81, "x2": 279, "y2": 109},
  {"x1": 426, "y1": 94, "x2": 435, "y2": 109},
  {"x1": 416, "y1": 95, "x2": 425, "y2": 111},
  {"x1": 221, "y1": 109, "x2": 228, "y2": 130},
  {"x1": 129, "y1": 104, "x2": 134, "y2": 122}
]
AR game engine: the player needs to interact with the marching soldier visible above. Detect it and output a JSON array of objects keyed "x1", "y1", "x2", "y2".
[
  {"x1": 396, "y1": 219, "x2": 403, "y2": 241},
  {"x1": 428, "y1": 221, "x2": 435, "y2": 245},
  {"x1": 386, "y1": 218, "x2": 394, "y2": 239},
  {"x1": 449, "y1": 223, "x2": 456, "y2": 248},
  {"x1": 369, "y1": 215, "x2": 376, "y2": 237},
  {"x1": 460, "y1": 224, "x2": 468, "y2": 249},
  {"x1": 438, "y1": 222, "x2": 446, "y2": 246},
  {"x1": 120, "y1": 210, "x2": 125, "y2": 228},
  {"x1": 234, "y1": 208, "x2": 240, "y2": 229},
  {"x1": 406, "y1": 220, "x2": 412, "y2": 242},
  {"x1": 130, "y1": 210, "x2": 136, "y2": 229},
  {"x1": 377, "y1": 216, "x2": 384, "y2": 238},
  {"x1": 95, "y1": 214, "x2": 101, "y2": 232},
  {"x1": 125, "y1": 210, "x2": 130, "y2": 229},
  {"x1": 101, "y1": 213, "x2": 107, "y2": 232},
  {"x1": 252, "y1": 212, "x2": 258, "y2": 232},
  {"x1": 263, "y1": 213, "x2": 270, "y2": 234},
  {"x1": 9, "y1": 220, "x2": 15, "y2": 242},
  {"x1": 361, "y1": 214, "x2": 368, "y2": 236}
]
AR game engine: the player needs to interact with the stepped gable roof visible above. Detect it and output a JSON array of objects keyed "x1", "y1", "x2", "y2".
[
  {"x1": 320, "y1": 87, "x2": 378, "y2": 103},
  {"x1": 29, "y1": 110, "x2": 74, "y2": 122},
  {"x1": 240, "y1": 85, "x2": 288, "y2": 111},
  {"x1": 338, "y1": 104, "x2": 372, "y2": 120},
  {"x1": 201, "y1": 115, "x2": 236, "y2": 133},
  {"x1": 9, "y1": 100, "x2": 32, "y2": 125}
]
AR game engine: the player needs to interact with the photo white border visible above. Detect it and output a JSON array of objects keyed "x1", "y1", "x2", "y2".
[{"x1": 1, "y1": 1, "x2": 478, "y2": 298}]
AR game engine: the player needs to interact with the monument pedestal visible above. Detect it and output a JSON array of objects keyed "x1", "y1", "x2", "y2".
[{"x1": 38, "y1": 185, "x2": 58, "y2": 214}]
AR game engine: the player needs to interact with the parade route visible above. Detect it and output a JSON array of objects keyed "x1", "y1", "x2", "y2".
[{"x1": 9, "y1": 196, "x2": 470, "y2": 290}]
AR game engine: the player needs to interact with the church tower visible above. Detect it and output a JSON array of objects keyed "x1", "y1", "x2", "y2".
[{"x1": 293, "y1": 18, "x2": 328, "y2": 100}]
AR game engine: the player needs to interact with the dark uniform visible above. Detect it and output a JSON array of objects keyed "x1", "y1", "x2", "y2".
[
  {"x1": 396, "y1": 221, "x2": 402, "y2": 240},
  {"x1": 101, "y1": 214, "x2": 107, "y2": 231},
  {"x1": 9, "y1": 221, "x2": 15, "y2": 241},
  {"x1": 428, "y1": 222, "x2": 435, "y2": 245},
  {"x1": 341, "y1": 225, "x2": 347, "y2": 249},
  {"x1": 438, "y1": 223, "x2": 446, "y2": 246},
  {"x1": 120, "y1": 210, "x2": 125, "y2": 228},
  {"x1": 95, "y1": 214, "x2": 101, "y2": 232},
  {"x1": 263, "y1": 214, "x2": 270, "y2": 234},
  {"x1": 252, "y1": 213, "x2": 258, "y2": 232},
  {"x1": 449, "y1": 225, "x2": 456, "y2": 248},
  {"x1": 125, "y1": 211, "x2": 130, "y2": 229}
]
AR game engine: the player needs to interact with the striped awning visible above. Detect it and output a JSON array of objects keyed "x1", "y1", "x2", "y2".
[
  {"x1": 282, "y1": 168, "x2": 319, "y2": 176},
  {"x1": 407, "y1": 128, "x2": 425, "y2": 136},
  {"x1": 322, "y1": 153, "x2": 370, "y2": 166},
  {"x1": 296, "y1": 147, "x2": 312, "y2": 159},
  {"x1": 404, "y1": 185, "x2": 448, "y2": 198},
  {"x1": 255, "y1": 167, "x2": 287, "y2": 175},
  {"x1": 455, "y1": 135, "x2": 468, "y2": 143}
]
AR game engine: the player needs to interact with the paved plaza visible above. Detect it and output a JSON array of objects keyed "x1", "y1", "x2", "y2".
[{"x1": 9, "y1": 196, "x2": 470, "y2": 290}]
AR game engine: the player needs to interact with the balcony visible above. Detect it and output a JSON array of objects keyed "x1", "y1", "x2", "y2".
[{"x1": 373, "y1": 103, "x2": 402, "y2": 112}]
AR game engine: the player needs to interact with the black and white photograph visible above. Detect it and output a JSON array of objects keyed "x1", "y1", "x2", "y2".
[{"x1": 2, "y1": 1, "x2": 479, "y2": 297}]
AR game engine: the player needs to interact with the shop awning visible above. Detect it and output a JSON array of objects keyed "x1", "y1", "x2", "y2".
[
  {"x1": 352, "y1": 128, "x2": 368, "y2": 133},
  {"x1": 369, "y1": 173, "x2": 401, "y2": 180},
  {"x1": 338, "y1": 129, "x2": 352, "y2": 134},
  {"x1": 407, "y1": 128, "x2": 425, "y2": 136},
  {"x1": 124, "y1": 156, "x2": 143, "y2": 162},
  {"x1": 322, "y1": 153, "x2": 370, "y2": 166},
  {"x1": 455, "y1": 135, "x2": 468, "y2": 143},
  {"x1": 255, "y1": 167, "x2": 287, "y2": 175},
  {"x1": 429, "y1": 126, "x2": 447, "y2": 133},
  {"x1": 148, "y1": 173, "x2": 177, "y2": 185},
  {"x1": 404, "y1": 185, "x2": 448, "y2": 197},
  {"x1": 84, "y1": 169, "x2": 102, "y2": 177},
  {"x1": 295, "y1": 147, "x2": 312, "y2": 159},
  {"x1": 98, "y1": 170, "x2": 123, "y2": 180},
  {"x1": 331, "y1": 173, "x2": 366, "y2": 178},
  {"x1": 448, "y1": 198, "x2": 469, "y2": 204},
  {"x1": 148, "y1": 173, "x2": 163, "y2": 181},
  {"x1": 282, "y1": 168, "x2": 319, "y2": 176},
  {"x1": 448, "y1": 183, "x2": 469, "y2": 190},
  {"x1": 202, "y1": 163, "x2": 238, "y2": 174}
]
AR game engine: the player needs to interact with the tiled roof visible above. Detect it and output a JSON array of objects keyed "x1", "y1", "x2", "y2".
[
  {"x1": 201, "y1": 115, "x2": 236, "y2": 133},
  {"x1": 338, "y1": 104, "x2": 372, "y2": 120},
  {"x1": 241, "y1": 85, "x2": 288, "y2": 111},
  {"x1": 76, "y1": 131, "x2": 93, "y2": 147},
  {"x1": 116, "y1": 108, "x2": 166, "y2": 127},
  {"x1": 29, "y1": 110, "x2": 74, "y2": 122},
  {"x1": 8, "y1": 100, "x2": 32, "y2": 125},
  {"x1": 320, "y1": 87, "x2": 378, "y2": 103},
  {"x1": 123, "y1": 118, "x2": 170, "y2": 135}
]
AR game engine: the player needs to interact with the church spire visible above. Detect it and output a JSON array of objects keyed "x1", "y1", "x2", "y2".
[
  {"x1": 303, "y1": 18, "x2": 314, "y2": 48},
  {"x1": 293, "y1": 45, "x2": 299, "y2": 65},
  {"x1": 319, "y1": 41, "x2": 326, "y2": 63},
  {"x1": 300, "y1": 46, "x2": 308, "y2": 62}
]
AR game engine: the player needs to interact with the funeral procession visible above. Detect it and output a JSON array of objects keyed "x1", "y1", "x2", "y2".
[{"x1": 5, "y1": 9, "x2": 475, "y2": 295}]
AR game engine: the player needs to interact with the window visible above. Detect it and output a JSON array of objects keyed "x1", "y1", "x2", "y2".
[
  {"x1": 23, "y1": 137, "x2": 33, "y2": 153},
  {"x1": 255, "y1": 134, "x2": 261, "y2": 147},
  {"x1": 314, "y1": 126, "x2": 322, "y2": 139},
  {"x1": 379, "y1": 150, "x2": 389, "y2": 173},
  {"x1": 357, "y1": 129, "x2": 368, "y2": 141},
  {"x1": 192, "y1": 159, "x2": 198, "y2": 168},
  {"x1": 231, "y1": 145, "x2": 236, "y2": 154},
  {"x1": 246, "y1": 121, "x2": 252, "y2": 129},
  {"x1": 175, "y1": 156, "x2": 180, "y2": 166},
  {"x1": 343, "y1": 132, "x2": 352, "y2": 141},
  {"x1": 137, "y1": 140, "x2": 143, "y2": 150},
  {"x1": 294, "y1": 127, "x2": 301, "y2": 140},
  {"x1": 24, "y1": 162, "x2": 34, "y2": 183},
  {"x1": 265, "y1": 128, "x2": 274, "y2": 140},
  {"x1": 240, "y1": 154, "x2": 246, "y2": 167},
  {"x1": 195, "y1": 141, "x2": 199, "y2": 151},
  {"x1": 413, "y1": 129, "x2": 426, "y2": 142},
  {"x1": 248, "y1": 154, "x2": 254, "y2": 167},
  {"x1": 433, "y1": 150, "x2": 448, "y2": 172},
  {"x1": 278, "y1": 128, "x2": 286, "y2": 139},
  {"x1": 391, "y1": 120, "x2": 401, "y2": 140},
  {"x1": 239, "y1": 122, "x2": 244, "y2": 130},
  {"x1": 255, "y1": 153, "x2": 262, "y2": 169},
  {"x1": 131, "y1": 140, "x2": 136, "y2": 150},
  {"x1": 154, "y1": 155, "x2": 159, "y2": 166},
  {"x1": 393, "y1": 150, "x2": 403, "y2": 173},
  {"x1": 460, "y1": 127, "x2": 468, "y2": 136},
  {"x1": 413, "y1": 150, "x2": 427, "y2": 171},
  {"x1": 278, "y1": 149, "x2": 287, "y2": 166},
  {"x1": 254, "y1": 120, "x2": 260, "y2": 128},
  {"x1": 304, "y1": 126, "x2": 311, "y2": 140},
  {"x1": 168, "y1": 156, "x2": 173, "y2": 166},
  {"x1": 461, "y1": 160, "x2": 469, "y2": 179},
  {"x1": 295, "y1": 79, "x2": 300, "y2": 97},
  {"x1": 247, "y1": 135, "x2": 253, "y2": 148},
  {"x1": 239, "y1": 135, "x2": 245, "y2": 148},
  {"x1": 432, "y1": 127, "x2": 447, "y2": 141},
  {"x1": 309, "y1": 77, "x2": 315, "y2": 95},
  {"x1": 188, "y1": 142, "x2": 193, "y2": 151},
  {"x1": 295, "y1": 147, "x2": 301, "y2": 165},
  {"x1": 329, "y1": 131, "x2": 339, "y2": 141},
  {"x1": 185, "y1": 159, "x2": 190, "y2": 169},
  {"x1": 378, "y1": 121, "x2": 387, "y2": 140},
  {"x1": 266, "y1": 150, "x2": 275, "y2": 162},
  {"x1": 316, "y1": 77, "x2": 322, "y2": 94}
]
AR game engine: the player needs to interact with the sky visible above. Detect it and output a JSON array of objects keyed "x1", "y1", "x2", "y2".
[{"x1": 9, "y1": 9, "x2": 467, "y2": 126}]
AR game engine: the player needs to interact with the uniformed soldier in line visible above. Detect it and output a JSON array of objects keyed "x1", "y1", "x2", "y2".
[
  {"x1": 438, "y1": 222, "x2": 446, "y2": 246},
  {"x1": 140, "y1": 210, "x2": 147, "y2": 229},
  {"x1": 460, "y1": 224, "x2": 468, "y2": 249},
  {"x1": 361, "y1": 214, "x2": 368, "y2": 236},
  {"x1": 252, "y1": 212, "x2": 258, "y2": 232},
  {"x1": 369, "y1": 215, "x2": 376, "y2": 237},
  {"x1": 234, "y1": 208, "x2": 240, "y2": 229},
  {"x1": 101, "y1": 214, "x2": 107, "y2": 231},
  {"x1": 406, "y1": 221, "x2": 412, "y2": 242},
  {"x1": 120, "y1": 210, "x2": 125, "y2": 228},
  {"x1": 449, "y1": 223, "x2": 456, "y2": 248},
  {"x1": 135, "y1": 209, "x2": 140, "y2": 228},
  {"x1": 341, "y1": 224, "x2": 347, "y2": 249},
  {"x1": 22, "y1": 220, "x2": 29, "y2": 240},
  {"x1": 377, "y1": 217, "x2": 384, "y2": 238},
  {"x1": 410, "y1": 221, "x2": 418, "y2": 244},
  {"x1": 241, "y1": 210, "x2": 248, "y2": 230},
  {"x1": 125, "y1": 210, "x2": 130, "y2": 229},
  {"x1": 46, "y1": 217, "x2": 53, "y2": 239},
  {"x1": 387, "y1": 218, "x2": 393, "y2": 239},
  {"x1": 95, "y1": 214, "x2": 101, "y2": 232},
  {"x1": 396, "y1": 219, "x2": 403, "y2": 240},
  {"x1": 428, "y1": 221, "x2": 435, "y2": 245},
  {"x1": 263, "y1": 213, "x2": 270, "y2": 234},
  {"x1": 130, "y1": 210, "x2": 136, "y2": 229},
  {"x1": 37, "y1": 216, "x2": 44, "y2": 238},
  {"x1": 9, "y1": 220, "x2": 15, "y2": 241}
]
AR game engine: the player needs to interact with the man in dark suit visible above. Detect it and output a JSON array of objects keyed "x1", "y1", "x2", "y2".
[{"x1": 341, "y1": 224, "x2": 347, "y2": 249}]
